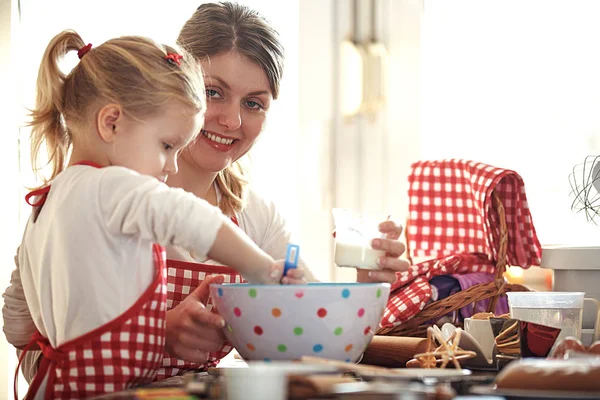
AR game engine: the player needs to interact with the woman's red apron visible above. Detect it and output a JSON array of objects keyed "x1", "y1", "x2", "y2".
[
  {"x1": 156, "y1": 216, "x2": 243, "y2": 380},
  {"x1": 17, "y1": 165, "x2": 168, "y2": 399}
]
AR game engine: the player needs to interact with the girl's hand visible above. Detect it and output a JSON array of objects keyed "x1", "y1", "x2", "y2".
[
  {"x1": 266, "y1": 260, "x2": 306, "y2": 284},
  {"x1": 357, "y1": 219, "x2": 410, "y2": 284},
  {"x1": 165, "y1": 275, "x2": 227, "y2": 364},
  {"x1": 281, "y1": 265, "x2": 306, "y2": 285}
]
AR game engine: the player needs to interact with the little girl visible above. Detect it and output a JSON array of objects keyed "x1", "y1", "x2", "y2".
[{"x1": 14, "y1": 30, "x2": 302, "y2": 399}]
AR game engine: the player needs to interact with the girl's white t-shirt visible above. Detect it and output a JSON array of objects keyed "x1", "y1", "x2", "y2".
[{"x1": 16, "y1": 165, "x2": 226, "y2": 348}]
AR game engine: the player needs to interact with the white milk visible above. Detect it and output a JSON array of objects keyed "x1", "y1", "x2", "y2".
[{"x1": 334, "y1": 240, "x2": 385, "y2": 270}]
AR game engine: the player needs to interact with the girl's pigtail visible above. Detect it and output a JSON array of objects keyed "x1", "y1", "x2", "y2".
[{"x1": 29, "y1": 30, "x2": 85, "y2": 188}]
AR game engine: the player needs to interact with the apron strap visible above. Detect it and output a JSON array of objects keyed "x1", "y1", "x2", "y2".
[
  {"x1": 25, "y1": 186, "x2": 51, "y2": 208},
  {"x1": 24, "y1": 161, "x2": 102, "y2": 209},
  {"x1": 15, "y1": 331, "x2": 66, "y2": 400}
]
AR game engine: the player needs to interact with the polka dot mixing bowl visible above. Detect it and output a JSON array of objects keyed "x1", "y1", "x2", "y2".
[{"x1": 210, "y1": 282, "x2": 391, "y2": 362}]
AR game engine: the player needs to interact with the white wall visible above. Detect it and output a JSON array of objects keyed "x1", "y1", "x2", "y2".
[
  {"x1": 385, "y1": 0, "x2": 422, "y2": 224},
  {"x1": 421, "y1": 0, "x2": 600, "y2": 245},
  {"x1": 331, "y1": 0, "x2": 423, "y2": 281},
  {"x1": 296, "y1": 0, "x2": 336, "y2": 281},
  {"x1": 0, "y1": 0, "x2": 23, "y2": 397}
]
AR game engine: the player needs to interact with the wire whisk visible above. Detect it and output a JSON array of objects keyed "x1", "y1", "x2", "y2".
[{"x1": 569, "y1": 155, "x2": 600, "y2": 224}]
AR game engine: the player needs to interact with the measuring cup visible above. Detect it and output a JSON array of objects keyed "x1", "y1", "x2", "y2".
[
  {"x1": 506, "y1": 292, "x2": 600, "y2": 344},
  {"x1": 332, "y1": 208, "x2": 385, "y2": 270}
]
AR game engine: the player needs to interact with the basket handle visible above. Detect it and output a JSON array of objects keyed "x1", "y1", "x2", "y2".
[{"x1": 486, "y1": 190, "x2": 508, "y2": 312}]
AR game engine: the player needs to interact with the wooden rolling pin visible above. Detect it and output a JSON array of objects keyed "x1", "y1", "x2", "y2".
[{"x1": 360, "y1": 335, "x2": 435, "y2": 368}]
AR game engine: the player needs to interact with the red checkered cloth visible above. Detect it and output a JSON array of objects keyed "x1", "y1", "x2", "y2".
[{"x1": 380, "y1": 159, "x2": 542, "y2": 329}]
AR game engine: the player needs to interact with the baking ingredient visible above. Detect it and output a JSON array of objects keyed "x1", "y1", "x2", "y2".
[{"x1": 334, "y1": 241, "x2": 385, "y2": 270}]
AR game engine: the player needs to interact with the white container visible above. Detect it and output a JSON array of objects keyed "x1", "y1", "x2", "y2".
[
  {"x1": 506, "y1": 291, "x2": 600, "y2": 345},
  {"x1": 223, "y1": 362, "x2": 339, "y2": 400},
  {"x1": 332, "y1": 208, "x2": 385, "y2": 270},
  {"x1": 541, "y1": 245, "x2": 600, "y2": 330},
  {"x1": 334, "y1": 241, "x2": 385, "y2": 270},
  {"x1": 463, "y1": 318, "x2": 495, "y2": 361},
  {"x1": 224, "y1": 364, "x2": 287, "y2": 400}
]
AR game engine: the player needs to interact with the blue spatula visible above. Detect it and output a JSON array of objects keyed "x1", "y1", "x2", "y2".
[{"x1": 283, "y1": 244, "x2": 300, "y2": 278}]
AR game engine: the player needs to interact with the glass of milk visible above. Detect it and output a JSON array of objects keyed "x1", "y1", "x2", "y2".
[{"x1": 332, "y1": 208, "x2": 386, "y2": 270}]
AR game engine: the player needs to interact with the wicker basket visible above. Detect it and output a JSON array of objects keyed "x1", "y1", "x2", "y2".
[{"x1": 377, "y1": 191, "x2": 530, "y2": 337}]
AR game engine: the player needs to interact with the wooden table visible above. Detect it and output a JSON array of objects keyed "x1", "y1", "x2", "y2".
[{"x1": 91, "y1": 370, "x2": 498, "y2": 399}]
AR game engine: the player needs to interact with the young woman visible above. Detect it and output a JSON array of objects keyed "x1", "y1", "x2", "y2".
[{"x1": 157, "y1": 2, "x2": 410, "y2": 379}]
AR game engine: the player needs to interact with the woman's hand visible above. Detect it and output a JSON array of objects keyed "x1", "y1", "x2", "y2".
[
  {"x1": 165, "y1": 274, "x2": 227, "y2": 364},
  {"x1": 357, "y1": 219, "x2": 410, "y2": 283}
]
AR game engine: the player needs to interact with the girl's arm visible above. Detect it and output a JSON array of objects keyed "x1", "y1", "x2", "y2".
[{"x1": 98, "y1": 167, "x2": 283, "y2": 284}]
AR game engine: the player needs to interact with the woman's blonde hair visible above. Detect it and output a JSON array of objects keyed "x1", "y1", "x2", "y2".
[
  {"x1": 177, "y1": 1, "x2": 285, "y2": 215},
  {"x1": 29, "y1": 29, "x2": 205, "y2": 189}
]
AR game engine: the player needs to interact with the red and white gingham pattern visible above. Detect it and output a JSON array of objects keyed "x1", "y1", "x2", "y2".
[
  {"x1": 155, "y1": 260, "x2": 243, "y2": 380},
  {"x1": 406, "y1": 159, "x2": 541, "y2": 267},
  {"x1": 380, "y1": 253, "x2": 494, "y2": 328},
  {"x1": 379, "y1": 160, "x2": 542, "y2": 329},
  {"x1": 22, "y1": 244, "x2": 168, "y2": 400}
]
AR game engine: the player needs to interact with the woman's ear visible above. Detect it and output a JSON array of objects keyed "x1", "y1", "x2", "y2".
[{"x1": 97, "y1": 104, "x2": 123, "y2": 143}]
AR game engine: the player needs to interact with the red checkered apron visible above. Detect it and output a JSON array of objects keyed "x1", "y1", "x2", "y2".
[
  {"x1": 15, "y1": 244, "x2": 167, "y2": 400},
  {"x1": 17, "y1": 165, "x2": 168, "y2": 399},
  {"x1": 155, "y1": 216, "x2": 244, "y2": 380},
  {"x1": 380, "y1": 159, "x2": 542, "y2": 328}
]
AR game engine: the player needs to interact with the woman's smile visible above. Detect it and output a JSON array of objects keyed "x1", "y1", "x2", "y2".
[{"x1": 199, "y1": 129, "x2": 238, "y2": 152}]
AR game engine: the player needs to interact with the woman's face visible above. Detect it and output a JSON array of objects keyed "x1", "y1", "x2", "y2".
[{"x1": 180, "y1": 51, "x2": 273, "y2": 173}]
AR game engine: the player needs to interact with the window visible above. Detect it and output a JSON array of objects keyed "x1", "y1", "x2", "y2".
[{"x1": 421, "y1": 0, "x2": 600, "y2": 245}]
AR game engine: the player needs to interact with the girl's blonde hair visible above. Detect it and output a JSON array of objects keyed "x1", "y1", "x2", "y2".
[
  {"x1": 177, "y1": 2, "x2": 285, "y2": 215},
  {"x1": 29, "y1": 29, "x2": 205, "y2": 189}
]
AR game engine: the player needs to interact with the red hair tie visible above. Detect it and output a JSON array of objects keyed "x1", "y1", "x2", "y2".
[
  {"x1": 165, "y1": 53, "x2": 183, "y2": 66},
  {"x1": 77, "y1": 43, "x2": 92, "y2": 59}
]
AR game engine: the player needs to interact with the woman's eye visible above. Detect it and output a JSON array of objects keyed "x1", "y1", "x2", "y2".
[
  {"x1": 163, "y1": 143, "x2": 173, "y2": 150},
  {"x1": 206, "y1": 89, "x2": 221, "y2": 99},
  {"x1": 245, "y1": 100, "x2": 263, "y2": 110}
]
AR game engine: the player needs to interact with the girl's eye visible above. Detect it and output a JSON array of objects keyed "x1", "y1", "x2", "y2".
[
  {"x1": 163, "y1": 143, "x2": 173, "y2": 150},
  {"x1": 206, "y1": 89, "x2": 221, "y2": 99}
]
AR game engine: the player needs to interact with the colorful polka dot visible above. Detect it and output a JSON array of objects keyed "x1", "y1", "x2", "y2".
[
  {"x1": 313, "y1": 344, "x2": 323, "y2": 353},
  {"x1": 295, "y1": 290, "x2": 304, "y2": 298},
  {"x1": 272, "y1": 308, "x2": 282, "y2": 318},
  {"x1": 293, "y1": 327, "x2": 304, "y2": 336},
  {"x1": 364, "y1": 326, "x2": 371, "y2": 335},
  {"x1": 334, "y1": 327, "x2": 343, "y2": 336},
  {"x1": 278, "y1": 344, "x2": 287, "y2": 352},
  {"x1": 342, "y1": 288, "x2": 351, "y2": 298},
  {"x1": 357, "y1": 308, "x2": 365, "y2": 317},
  {"x1": 227, "y1": 325, "x2": 234, "y2": 333},
  {"x1": 233, "y1": 307, "x2": 242, "y2": 317},
  {"x1": 249, "y1": 288, "x2": 257, "y2": 298},
  {"x1": 317, "y1": 308, "x2": 327, "y2": 318},
  {"x1": 345, "y1": 344, "x2": 353, "y2": 352},
  {"x1": 264, "y1": 358, "x2": 271, "y2": 362},
  {"x1": 376, "y1": 289, "x2": 382, "y2": 298},
  {"x1": 254, "y1": 326, "x2": 264, "y2": 335},
  {"x1": 247, "y1": 343, "x2": 256, "y2": 351},
  {"x1": 217, "y1": 288, "x2": 223, "y2": 297},
  {"x1": 345, "y1": 359, "x2": 351, "y2": 362}
]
